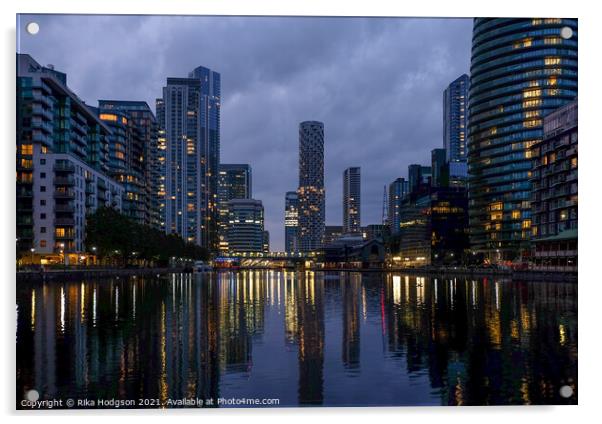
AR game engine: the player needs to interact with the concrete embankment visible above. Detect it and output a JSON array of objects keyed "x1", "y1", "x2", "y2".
[{"x1": 16, "y1": 267, "x2": 177, "y2": 283}]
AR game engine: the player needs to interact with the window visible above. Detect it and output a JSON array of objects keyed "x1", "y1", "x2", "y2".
[
  {"x1": 99, "y1": 113, "x2": 118, "y2": 121},
  {"x1": 40, "y1": 227, "x2": 46, "y2": 233},
  {"x1": 40, "y1": 172, "x2": 46, "y2": 179},
  {"x1": 20, "y1": 144, "x2": 33, "y2": 155},
  {"x1": 39, "y1": 240, "x2": 46, "y2": 248},
  {"x1": 40, "y1": 213, "x2": 46, "y2": 219},
  {"x1": 40, "y1": 159, "x2": 46, "y2": 165},
  {"x1": 40, "y1": 199, "x2": 46, "y2": 206},
  {"x1": 40, "y1": 186, "x2": 46, "y2": 192}
]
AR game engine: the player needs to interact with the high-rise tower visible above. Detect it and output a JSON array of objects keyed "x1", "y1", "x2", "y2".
[
  {"x1": 343, "y1": 167, "x2": 361, "y2": 233},
  {"x1": 468, "y1": 18, "x2": 577, "y2": 260},
  {"x1": 297, "y1": 121, "x2": 325, "y2": 252}
]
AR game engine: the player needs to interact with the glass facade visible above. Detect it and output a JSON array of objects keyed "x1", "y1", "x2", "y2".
[
  {"x1": 468, "y1": 18, "x2": 577, "y2": 260},
  {"x1": 443, "y1": 74, "x2": 469, "y2": 163}
]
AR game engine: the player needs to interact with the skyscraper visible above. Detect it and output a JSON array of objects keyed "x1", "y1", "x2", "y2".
[
  {"x1": 217, "y1": 164, "x2": 252, "y2": 253},
  {"x1": 159, "y1": 65, "x2": 221, "y2": 249},
  {"x1": 343, "y1": 167, "x2": 361, "y2": 234},
  {"x1": 298, "y1": 121, "x2": 325, "y2": 252},
  {"x1": 227, "y1": 199, "x2": 264, "y2": 253},
  {"x1": 443, "y1": 74, "x2": 469, "y2": 163},
  {"x1": 388, "y1": 177, "x2": 409, "y2": 235},
  {"x1": 468, "y1": 18, "x2": 577, "y2": 260},
  {"x1": 285, "y1": 191, "x2": 299, "y2": 253},
  {"x1": 97, "y1": 100, "x2": 159, "y2": 228},
  {"x1": 189, "y1": 66, "x2": 221, "y2": 250}
]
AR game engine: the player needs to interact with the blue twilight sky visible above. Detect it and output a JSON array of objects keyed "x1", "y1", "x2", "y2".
[{"x1": 17, "y1": 15, "x2": 472, "y2": 251}]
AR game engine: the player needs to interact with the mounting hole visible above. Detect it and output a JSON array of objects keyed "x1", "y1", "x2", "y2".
[
  {"x1": 26, "y1": 22, "x2": 40, "y2": 35},
  {"x1": 559, "y1": 385, "x2": 574, "y2": 398},
  {"x1": 560, "y1": 26, "x2": 573, "y2": 40},
  {"x1": 25, "y1": 389, "x2": 40, "y2": 402}
]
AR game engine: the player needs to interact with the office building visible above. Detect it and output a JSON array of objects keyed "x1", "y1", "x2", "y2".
[
  {"x1": 285, "y1": 191, "x2": 299, "y2": 253},
  {"x1": 323, "y1": 225, "x2": 343, "y2": 246},
  {"x1": 388, "y1": 177, "x2": 409, "y2": 235},
  {"x1": 531, "y1": 100, "x2": 577, "y2": 271},
  {"x1": 343, "y1": 166, "x2": 361, "y2": 234},
  {"x1": 443, "y1": 74, "x2": 469, "y2": 163},
  {"x1": 159, "y1": 64, "x2": 221, "y2": 249},
  {"x1": 263, "y1": 230, "x2": 270, "y2": 254},
  {"x1": 16, "y1": 54, "x2": 123, "y2": 262},
  {"x1": 227, "y1": 199, "x2": 264, "y2": 253},
  {"x1": 217, "y1": 164, "x2": 252, "y2": 253},
  {"x1": 396, "y1": 187, "x2": 469, "y2": 266},
  {"x1": 408, "y1": 164, "x2": 432, "y2": 195},
  {"x1": 431, "y1": 148, "x2": 449, "y2": 188},
  {"x1": 468, "y1": 18, "x2": 578, "y2": 261},
  {"x1": 298, "y1": 121, "x2": 325, "y2": 251}
]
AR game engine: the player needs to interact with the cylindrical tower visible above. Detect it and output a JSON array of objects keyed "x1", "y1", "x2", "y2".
[{"x1": 468, "y1": 18, "x2": 577, "y2": 261}]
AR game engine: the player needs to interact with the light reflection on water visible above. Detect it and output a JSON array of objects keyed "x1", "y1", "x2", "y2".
[{"x1": 16, "y1": 271, "x2": 577, "y2": 407}]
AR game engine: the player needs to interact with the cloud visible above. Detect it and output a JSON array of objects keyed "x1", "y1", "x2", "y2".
[{"x1": 18, "y1": 15, "x2": 472, "y2": 250}]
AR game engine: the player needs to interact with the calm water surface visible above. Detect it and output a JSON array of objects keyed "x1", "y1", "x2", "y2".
[{"x1": 16, "y1": 271, "x2": 577, "y2": 407}]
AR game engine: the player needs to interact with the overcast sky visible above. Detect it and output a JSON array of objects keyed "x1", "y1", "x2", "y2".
[{"x1": 18, "y1": 14, "x2": 472, "y2": 251}]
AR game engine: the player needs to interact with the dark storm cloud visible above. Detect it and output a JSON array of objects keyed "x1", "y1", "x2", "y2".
[{"x1": 18, "y1": 14, "x2": 472, "y2": 250}]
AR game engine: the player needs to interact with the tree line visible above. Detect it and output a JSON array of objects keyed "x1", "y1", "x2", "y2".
[{"x1": 85, "y1": 207, "x2": 210, "y2": 266}]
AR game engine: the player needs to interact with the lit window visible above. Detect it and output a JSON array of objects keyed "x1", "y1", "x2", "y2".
[{"x1": 99, "y1": 113, "x2": 118, "y2": 122}]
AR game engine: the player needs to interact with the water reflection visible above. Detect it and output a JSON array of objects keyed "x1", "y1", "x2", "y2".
[{"x1": 16, "y1": 271, "x2": 577, "y2": 407}]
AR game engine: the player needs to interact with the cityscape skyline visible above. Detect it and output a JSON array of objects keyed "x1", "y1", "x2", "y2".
[{"x1": 18, "y1": 15, "x2": 472, "y2": 250}]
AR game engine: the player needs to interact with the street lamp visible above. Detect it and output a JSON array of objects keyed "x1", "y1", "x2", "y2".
[{"x1": 30, "y1": 247, "x2": 35, "y2": 264}]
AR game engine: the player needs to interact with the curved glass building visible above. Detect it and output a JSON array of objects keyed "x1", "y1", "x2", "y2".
[{"x1": 468, "y1": 18, "x2": 577, "y2": 261}]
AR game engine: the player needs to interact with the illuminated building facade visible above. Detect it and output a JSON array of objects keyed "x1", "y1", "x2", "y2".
[
  {"x1": 468, "y1": 18, "x2": 578, "y2": 261},
  {"x1": 285, "y1": 191, "x2": 299, "y2": 253},
  {"x1": 98, "y1": 100, "x2": 159, "y2": 228},
  {"x1": 343, "y1": 166, "x2": 361, "y2": 234},
  {"x1": 227, "y1": 199, "x2": 264, "y2": 253},
  {"x1": 217, "y1": 164, "x2": 252, "y2": 253},
  {"x1": 531, "y1": 100, "x2": 577, "y2": 271},
  {"x1": 396, "y1": 187, "x2": 468, "y2": 266},
  {"x1": 16, "y1": 54, "x2": 123, "y2": 259},
  {"x1": 159, "y1": 65, "x2": 221, "y2": 249},
  {"x1": 388, "y1": 177, "x2": 409, "y2": 235},
  {"x1": 94, "y1": 105, "x2": 145, "y2": 224},
  {"x1": 443, "y1": 74, "x2": 469, "y2": 162},
  {"x1": 298, "y1": 121, "x2": 325, "y2": 252}
]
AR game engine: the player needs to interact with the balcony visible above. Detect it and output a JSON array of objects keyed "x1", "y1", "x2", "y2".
[
  {"x1": 53, "y1": 176, "x2": 75, "y2": 186},
  {"x1": 54, "y1": 203, "x2": 74, "y2": 213},
  {"x1": 54, "y1": 231, "x2": 75, "y2": 240},
  {"x1": 54, "y1": 162, "x2": 75, "y2": 173},
  {"x1": 54, "y1": 217, "x2": 75, "y2": 226},
  {"x1": 54, "y1": 189, "x2": 75, "y2": 199}
]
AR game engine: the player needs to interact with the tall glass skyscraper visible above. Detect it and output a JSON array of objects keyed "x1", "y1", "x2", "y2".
[
  {"x1": 159, "y1": 65, "x2": 221, "y2": 250},
  {"x1": 343, "y1": 167, "x2": 361, "y2": 234},
  {"x1": 443, "y1": 74, "x2": 469, "y2": 163},
  {"x1": 468, "y1": 18, "x2": 577, "y2": 260},
  {"x1": 285, "y1": 191, "x2": 299, "y2": 253},
  {"x1": 298, "y1": 121, "x2": 325, "y2": 252}
]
